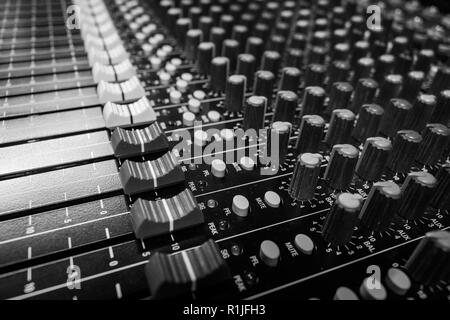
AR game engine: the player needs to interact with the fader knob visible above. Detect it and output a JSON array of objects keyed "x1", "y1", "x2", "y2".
[
  {"x1": 355, "y1": 137, "x2": 392, "y2": 181},
  {"x1": 430, "y1": 164, "x2": 450, "y2": 210},
  {"x1": 359, "y1": 181, "x2": 401, "y2": 231},
  {"x1": 210, "y1": 56, "x2": 229, "y2": 92},
  {"x1": 322, "y1": 193, "x2": 363, "y2": 246},
  {"x1": 295, "y1": 115, "x2": 325, "y2": 154},
  {"x1": 398, "y1": 171, "x2": 437, "y2": 220},
  {"x1": 145, "y1": 239, "x2": 231, "y2": 298},
  {"x1": 224, "y1": 75, "x2": 246, "y2": 113},
  {"x1": 405, "y1": 230, "x2": 450, "y2": 285},
  {"x1": 242, "y1": 95, "x2": 267, "y2": 131},
  {"x1": 387, "y1": 130, "x2": 422, "y2": 174},
  {"x1": 288, "y1": 153, "x2": 323, "y2": 202},
  {"x1": 415, "y1": 124, "x2": 450, "y2": 166},
  {"x1": 324, "y1": 144, "x2": 359, "y2": 190}
]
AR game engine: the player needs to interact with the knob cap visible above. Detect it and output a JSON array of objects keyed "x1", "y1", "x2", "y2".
[
  {"x1": 210, "y1": 56, "x2": 229, "y2": 92},
  {"x1": 415, "y1": 123, "x2": 450, "y2": 166},
  {"x1": 387, "y1": 130, "x2": 422, "y2": 173},
  {"x1": 289, "y1": 153, "x2": 323, "y2": 201},
  {"x1": 324, "y1": 109, "x2": 355, "y2": 146},
  {"x1": 430, "y1": 89, "x2": 450, "y2": 125},
  {"x1": 270, "y1": 121, "x2": 292, "y2": 165},
  {"x1": 406, "y1": 230, "x2": 450, "y2": 285},
  {"x1": 300, "y1": 86, "x2": 326, "y2": 117},
  {"x1": 242, "y1": 95, "x2": 267, "y2": 131},
  {"x1": 253, "y1": 70, "x2": 275, "y2": 106},
  {"x1": 404, "y1": 94, "x2": 437, "y2": 132},
  {"x1": 304, "y1": 63, "x2": 326, "y2": 87},
  {"x1": 295, "y1": 115, "x2": 325, "y2": 154},
  {"x1": 222, "y1": 39, "x2": 239, "y2": 72},
  {"x1": 379, "y1": 98, "x2": 413, "y2": 137},
  {"x1": 326, "y1": 82, "x2": 353, "y2": 113},
  {"x1": 197, "y1": 42, "x2": 215, "y2": 75},
  {"x1": 273, "y1": 90, "x2": 298, "y2": 122},
  {"x1": 279, "y1": 67, "x2": 301, "y2": 92},
  {"x1": 359, "y1": 181, "x2": 401, "y2": 231},
  {"x1": 352, "y1": 104, "x2": 384, "y2": 142},
  {"x1": 350, "y1": 78, "x2": 378, "y2": 114},
  {"x1": 236, "y1": 53, "x2": 256, "y2": 88},
  {"x1": 355, "y1": 137, "x2": 392, "y2": 181},
  {"x1": 210, "y1": 27, "x2": 225, "y2": 56},
  {"x1": 324, "y1": 144, "x2": 359, "y2": 190},
  {"x1": 327, "y1": 60, "x2": 350, "y2": 92},
  {"x1": 398, "y1": 171, "x2": 437, "y2": 220},
  {"x1": 224, "y1": 75, "x2": 246, "y2": 113},
  {"x1": 322, "y1": 193, "x2": 363, "y2": 246},
  {"x1": 261, "y1": 50, "x2": 281, "y2": 75},
  {"x1": 399, "y1": 70, "x2": 425, "y2": 102},
  {"x1": 376, "y1": 74, "x2": 403, "y2": 108},
  {"x1": 185, "y1": 29, "x2": 203, "y2": 61},
  {"x1": 429, "y1": 66, "x2": 450, "y2": 96},
  {"x1": 430, "y1": 163, "x2": 450, "y2": 210}
]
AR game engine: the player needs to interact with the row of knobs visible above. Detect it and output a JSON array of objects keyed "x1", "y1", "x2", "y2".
[{"x1": 313, "y1": 166, "x2": 449, "y2": 245}]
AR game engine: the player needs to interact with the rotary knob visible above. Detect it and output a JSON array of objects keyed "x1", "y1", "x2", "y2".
[
  {"x1": 210, "y1": 56, "x2": 230, "y2": 92},
  {"x1": 405, "y1": 230, "x2": 450, "y2": 286},
  {"x1": 253, "y1": 70, "x2": 275, "y2": 106},
  {"x1": 242, "y1": 95, "x2": 267, "y2": 131},
  {"x1": 387, "y1": 130, "x2": 422, "y2": 174},
  {"x1": 322, "y1": 193, "x2": 363, "y2": 246},
  {"x1": 295, "y1": 115, "x2": 325, "y2": 154},
  {"x1": 289, "y1": 153, "x2": 323, "y2": 201},
  {"x1": 352, "y1": 104, "x2": 384, "y2": 142},
  {"x1": 324, "y1": 109, "x2": 355, "y2": 146},
  {"x1": 355, "y1": 137, "x2": 392, "y2": 181},
  {"x1": 299, "y1": 86, "x2": 326, "y2": 118},
  {"x1": 359, "y1": 181, "x2": 401, "y2": 231},
  {"x1": 415, "y1": 124, "x2": 450, "y2": 166},
  {"x1": 430, "y1": 163, "x2": 450, "y2": 210},
  {"x1": 272, "y1": 90, "x2": 298, "y2": 122},
  {"x1": 224, "y1": 75, "x2": 246, "y2": 113},
  {"x1": 324, "y1": 144, "x2": 359, "y2": 190},
  {"x1": 398, "y1": 171, "x2": 437, "y2": 220}
]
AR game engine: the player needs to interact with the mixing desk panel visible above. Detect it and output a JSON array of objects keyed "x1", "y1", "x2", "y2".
[{"x1": 0, "y1": 0, "x2": 449, "y2": 301}]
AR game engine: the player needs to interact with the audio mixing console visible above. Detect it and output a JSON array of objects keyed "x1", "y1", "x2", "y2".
[{"x1": 0, "y1": 0, "x2": 449, "y2": 302}]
